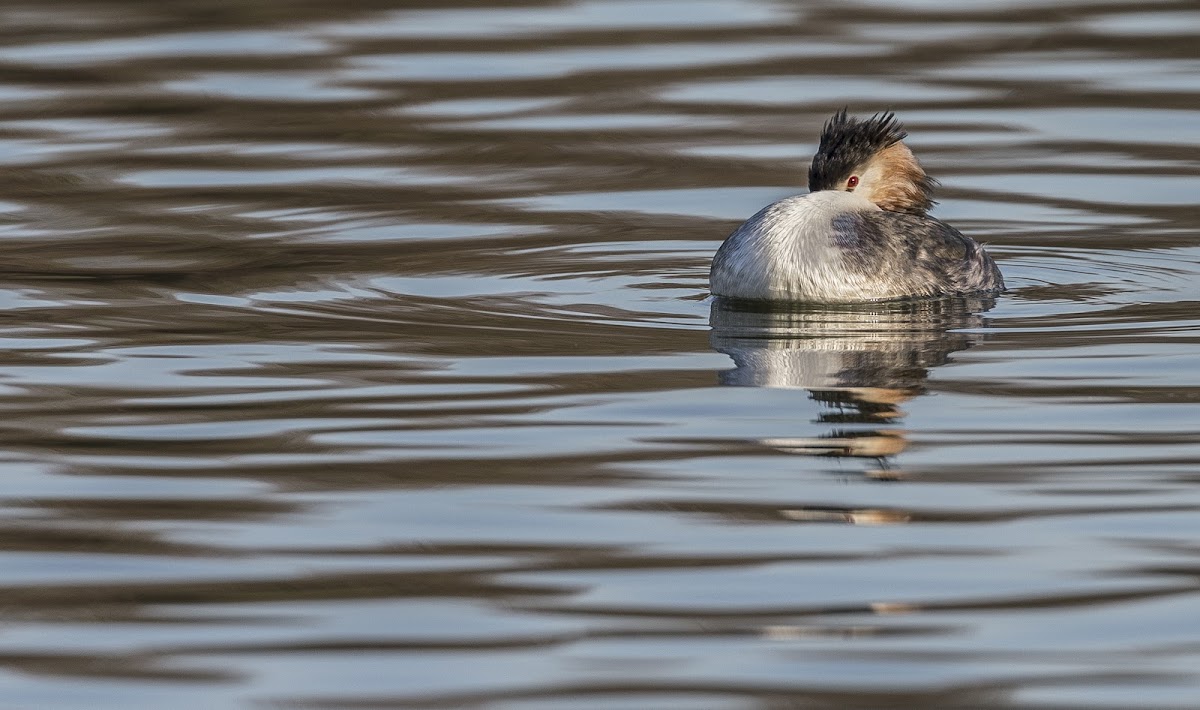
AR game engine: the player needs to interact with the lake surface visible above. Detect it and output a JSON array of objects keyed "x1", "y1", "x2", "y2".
[{"x1": 0, "y1": 0, "x2": 1198, "y2": 707}]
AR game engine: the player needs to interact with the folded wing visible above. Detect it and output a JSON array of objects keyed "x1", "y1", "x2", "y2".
[{"x1": 831, "y1": 210, "x2": 1005, "y2": 298}]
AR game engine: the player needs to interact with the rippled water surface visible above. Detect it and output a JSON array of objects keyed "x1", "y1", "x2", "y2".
[{"x1": 1, "y1": 0, "x2": 1199, "y2": 707}]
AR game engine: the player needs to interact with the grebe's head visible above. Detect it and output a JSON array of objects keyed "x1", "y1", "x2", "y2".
[{"x1": 807, "y1": 110, "x2": 936, "y2": 215}]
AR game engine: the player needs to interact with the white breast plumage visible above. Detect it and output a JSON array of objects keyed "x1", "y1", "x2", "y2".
[{"x1": 710, "y1": 190, "x2": 881, "y2": 302}]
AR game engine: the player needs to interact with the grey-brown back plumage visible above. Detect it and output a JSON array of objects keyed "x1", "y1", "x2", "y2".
[{"x1": 831, "y1": 210, "x2": 1005, "y2": 297}]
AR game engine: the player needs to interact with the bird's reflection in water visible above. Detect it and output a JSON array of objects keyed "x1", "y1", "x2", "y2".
[{"x1": 710, "y1": 296, "x2": 996, "y2": 479}]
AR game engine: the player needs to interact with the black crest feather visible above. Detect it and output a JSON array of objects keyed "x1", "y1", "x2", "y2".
[{"x1": 808, "y1": 109, "x2": 908, "y2": 192}]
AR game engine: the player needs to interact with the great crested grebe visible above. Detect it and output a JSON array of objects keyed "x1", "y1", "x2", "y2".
[{"x1": 710, "y1": 110, "x2": 1004, "y2": 303}]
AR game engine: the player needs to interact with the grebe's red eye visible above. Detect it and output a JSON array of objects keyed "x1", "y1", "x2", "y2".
[{"x1": 847, "y1": 176, "x2": 860, "y2": 189}]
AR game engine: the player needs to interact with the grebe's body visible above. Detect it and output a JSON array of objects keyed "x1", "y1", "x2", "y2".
[{"x1": 710, "y1": 111, "x2": 1004, "y2": 303}]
